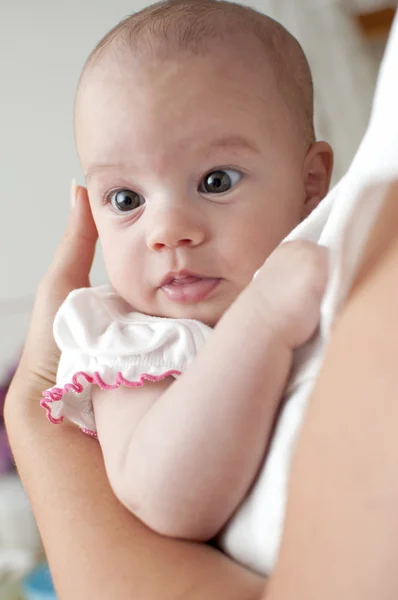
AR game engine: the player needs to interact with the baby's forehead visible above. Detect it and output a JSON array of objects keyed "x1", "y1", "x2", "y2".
[
  {"x1": 75, "y1": 1, "x2": 314, "y2": 147},
  {"x1": 78, "y1": 27, "x2": 281, "y2": 110},
  {"x1": 76, "y1": 40, "x2": 281, "y2": 130}
]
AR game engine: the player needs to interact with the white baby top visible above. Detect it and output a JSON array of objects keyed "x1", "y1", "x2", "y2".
[
  {"x1": 41, "y1": 287, "x2": 212, "y2": 437},
  {"x1": 43, "y1": 11, "x2": 398, "y2": 577}
]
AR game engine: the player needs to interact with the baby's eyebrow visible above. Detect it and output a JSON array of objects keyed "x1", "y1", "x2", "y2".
[
  {"x1": 206, "y1": 136, "x2": 260, "y2": 155},
  {"x1": 85, "y1": 163, "x2": 127, "y2": 183}
]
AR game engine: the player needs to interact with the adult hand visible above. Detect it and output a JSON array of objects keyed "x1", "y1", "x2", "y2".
[{"x1": 15, "y1": 182, "x2": 97, "y2": 395}]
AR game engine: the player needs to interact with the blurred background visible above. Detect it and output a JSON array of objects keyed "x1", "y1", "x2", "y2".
[{"x1": 0, "y1": 0, "x2": 396, "y2": 597}]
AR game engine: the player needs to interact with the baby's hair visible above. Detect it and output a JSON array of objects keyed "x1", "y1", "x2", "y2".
[{"x1": 79, "y1": 0, "x2": 315, "y2": 145}]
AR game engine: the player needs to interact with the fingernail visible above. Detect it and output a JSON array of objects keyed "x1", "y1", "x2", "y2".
[
  {"x1": 70, "y1": 178, "x2": 77, "y2": 209},
  {"x1": 253, "y1": 268, "x2": 261, "y2": 281}
]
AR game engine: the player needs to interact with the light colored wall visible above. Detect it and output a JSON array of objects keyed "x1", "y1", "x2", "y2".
[{"x1": 0, "y1": 0, "x2": 378, "y2": 377}]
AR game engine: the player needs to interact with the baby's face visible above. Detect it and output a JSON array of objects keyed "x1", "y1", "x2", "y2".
[{"x1": 75, "y1": 49, "x2": 311, "y2": 326}]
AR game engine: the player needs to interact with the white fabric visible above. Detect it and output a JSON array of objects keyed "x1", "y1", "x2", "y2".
[
  {"x1": 218, "y1": 11, "x2": 398, "y2": 575},
  {"x1": 44, "y1": 286, "x2": 211, "y2": 434}
]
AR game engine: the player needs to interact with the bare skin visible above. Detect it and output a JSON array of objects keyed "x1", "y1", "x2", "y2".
[
  {"x1": 5, "y1": 185, "x2": 266, "y2": 599},
  {"x1": 6, "y1": 181, "x2": 398, "y2": 599},
  {"x1": 93, "y1": 241, "x2": 327, "y2": 540}
]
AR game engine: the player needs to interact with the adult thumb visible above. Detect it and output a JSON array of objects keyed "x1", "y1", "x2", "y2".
[{"x1": 47, "y1": 180, "x2": 98, "y2": 290}]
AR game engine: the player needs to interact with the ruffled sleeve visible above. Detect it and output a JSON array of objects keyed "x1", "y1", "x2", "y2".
[{"x1": 41, "y1": 285, "x2": 212, "y2": 437}]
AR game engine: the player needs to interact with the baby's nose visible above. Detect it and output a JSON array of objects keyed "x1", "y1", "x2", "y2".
[{"x1": 146, "y1": 208, "x2": 205, "y2": 251}]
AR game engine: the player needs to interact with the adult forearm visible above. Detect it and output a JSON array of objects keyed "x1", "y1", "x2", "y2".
[{"x1": 5, "y1": 377, "x2": 265, "y2": 600}]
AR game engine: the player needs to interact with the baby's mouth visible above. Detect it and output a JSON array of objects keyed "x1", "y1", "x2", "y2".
[
  {"x1": 160, "y1": 272, "x2": 221, "y2": 304},
  {"x1": 167, "y1": 275, "x2": 202, "y2": 285}
]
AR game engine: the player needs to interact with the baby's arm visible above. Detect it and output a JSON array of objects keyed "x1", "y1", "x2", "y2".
[{"x1": 93, "y1": 241, "x2": 328, "y2": 541}]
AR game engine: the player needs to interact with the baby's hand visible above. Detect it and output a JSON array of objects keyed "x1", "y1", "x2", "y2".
[{"x1": 253, "y1": 241, "x2": 328, "y2": 349}]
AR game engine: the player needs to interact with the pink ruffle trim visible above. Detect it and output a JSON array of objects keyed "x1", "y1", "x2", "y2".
[{"x1": 41, "y1": 369, "x2": 181, "y2": 438}]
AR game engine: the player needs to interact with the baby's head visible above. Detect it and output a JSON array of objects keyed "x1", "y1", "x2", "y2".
[{"x1": 74, "y1": 0, "x2": 333, "y2": 327}]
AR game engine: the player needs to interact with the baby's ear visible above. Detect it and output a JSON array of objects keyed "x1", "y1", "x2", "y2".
[{"x1": 302, "y1": 142, "x2": 333, "y2": 219}]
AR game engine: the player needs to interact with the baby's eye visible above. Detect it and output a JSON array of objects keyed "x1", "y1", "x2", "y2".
[
  {"x1": 109, "y1": 189, "x2": 145, "y2": 212},
  {"x1": 199, "y1": 169, "x2": 242, "y2": 194}
]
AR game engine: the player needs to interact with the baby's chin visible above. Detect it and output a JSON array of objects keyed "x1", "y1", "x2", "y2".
[
  {"x1": 131, "y1": 297, "x2": 229, "y2": 328},
  {"x1": 112, "y1": 282, "x2": 237, "y2": 327},
  {"x1": 153, "y1": 301, "x2": 223, "y2": 328}
]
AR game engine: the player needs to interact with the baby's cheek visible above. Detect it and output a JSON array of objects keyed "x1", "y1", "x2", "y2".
[
  {"x1": 108, "y1": 261, "x2": 148, "y2": 310},
  {"x1": 99, "y1": 239, "x2": 117, "y2": 275},
  {"x1": 100, "y1": 240, "x2": 125, "y2": 285},
  {"x1": 229, "y1": 237, "x2": 273, "y2": 284},
  {"x1": 99, "y1": 228, "x2": 147, "y2": 304}
]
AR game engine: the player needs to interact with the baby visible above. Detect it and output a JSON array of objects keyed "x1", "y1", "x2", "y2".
[{"x1": 42, "y1": 0, "x2": 332, "y2": 575}]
